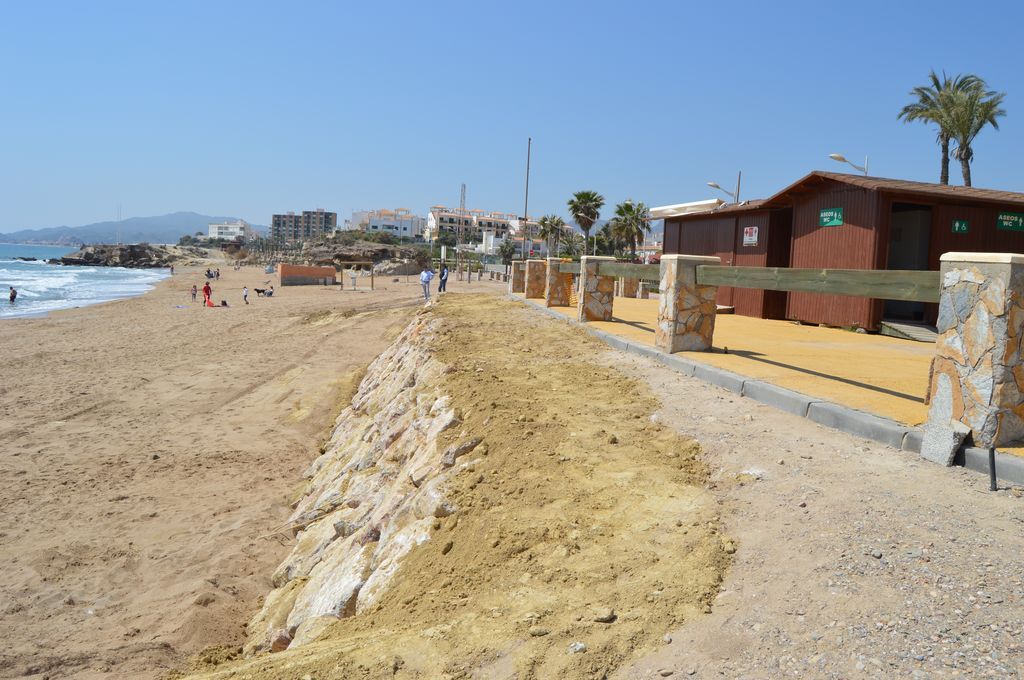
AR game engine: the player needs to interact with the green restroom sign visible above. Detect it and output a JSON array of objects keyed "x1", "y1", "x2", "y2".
[
  {"x1": 952, "y1": 219, "x2": 969, "y2": 234},
  {"x1": 819, "y1": 207, "x2": 843, "y2": 227},
  {"x1": 997, "y1": 212, "x2": 1024, "y2": 231}
]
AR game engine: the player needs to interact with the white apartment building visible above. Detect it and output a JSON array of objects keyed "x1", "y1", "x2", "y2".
[
  {"x1": 424, "y1": 206, "x2": 539, "y2": 244},
  {"x1": 345, "y1": 208, "x2": 426, "y2": 239},
  {"x1": 208, "y1": 219, "x2": 254, "y2": 241}
]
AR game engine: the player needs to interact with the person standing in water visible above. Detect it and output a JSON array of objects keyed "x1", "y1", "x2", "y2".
[{"x1": 8, "y1": 287, "x2": 16, "y2": 304}]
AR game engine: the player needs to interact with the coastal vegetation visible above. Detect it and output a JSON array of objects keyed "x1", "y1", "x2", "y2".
[
  {"x1": 537, "y1": 214, "x2": 567, "y2": 256},
  {"x1": 898, "y1": 70, "x2": 1006, "y2": 186},
  {"x1": 567, "y1": 190, "x2": 605, "y2": 256}
]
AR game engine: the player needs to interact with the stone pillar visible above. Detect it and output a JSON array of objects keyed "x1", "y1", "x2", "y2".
[
  {"x1": 923, "y1": 253, "x2": 1024, "y2": 461},
  {"x1": 656, "y1": 255, "x2": 721, "y2": 353},
  {"x1": 577, "y1": 256, "x2": 616, "y2": 322},
  {"x1": 489, "y1": 271, "x2": 494, "y2": 280},
  {"x1": 621, "y1": 277, "x2": 639, "y2": 298},
  {"x1": 544, "y1": 258, "x2": 574, "y2": 307},
  {"x1": 638, "y1": 282, "x2": 651, "y2": 300},
  {"x1": 524, "y1": 259, "x2": 546, "y2": 298},
  {"x1": 510, "y1": 263, "x2": 525, "y2": 294}
]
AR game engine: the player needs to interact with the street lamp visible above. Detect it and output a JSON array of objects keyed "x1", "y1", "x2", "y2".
[
  {"x1": 829, "y1": 152, "x2": 869, "y2": 176},
  {"x1": 707, "y1": 171, "x2": 742, "y2": 204}
]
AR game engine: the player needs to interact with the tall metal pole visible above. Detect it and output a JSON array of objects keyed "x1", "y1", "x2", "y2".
[
  {"x1": 735, "y1": 171, "x2": 742, "y2": 205},
  {"x1": 522, "y1": 137, "x2": 531, "y2": 261}
]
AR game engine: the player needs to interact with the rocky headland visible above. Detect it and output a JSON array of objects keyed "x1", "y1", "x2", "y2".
[{"x1": 58, "y1": 243, "x2": 208, "y2": 268}]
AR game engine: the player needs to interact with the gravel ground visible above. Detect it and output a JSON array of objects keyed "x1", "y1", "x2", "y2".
[{"x1": 608, "y1": 351, "x2": 1024, "y2": 679}]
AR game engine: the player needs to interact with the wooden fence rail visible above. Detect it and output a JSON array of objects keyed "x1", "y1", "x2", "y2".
[
  {"x1": 556, "y1": 261, "x2": 659, "y2": 280},
  {"x1": 696, "y1": 266, "x2": 941, "y2": 303}
]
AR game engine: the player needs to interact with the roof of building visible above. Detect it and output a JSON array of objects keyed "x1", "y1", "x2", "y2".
[
  {"x1": 657, "y1": 198, "x2": 769, "y2": 221},
  {"x1": 650, "y1": 199, "x2": 724, "y2": 219},
  {"x1": 764, "y1": 171, "x2": 1024, "y2": 208}
]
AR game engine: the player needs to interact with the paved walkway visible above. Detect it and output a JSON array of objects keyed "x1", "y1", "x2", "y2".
[{"x1": 540, "y1": 297, "x2": 934, "y2": 426}]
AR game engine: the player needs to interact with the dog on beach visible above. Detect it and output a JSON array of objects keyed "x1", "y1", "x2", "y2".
[{"x1": 254, "y1": 288, "x2": 267, "y2": 297}]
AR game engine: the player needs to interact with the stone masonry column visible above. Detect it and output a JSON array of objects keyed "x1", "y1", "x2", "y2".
[
  {"x1": 923, "y1": 253, "x2": 1024, "y2": 462},
  {"x1": 656, "y1": 254, "x2": 721, "y2": 353},
  {"x1": 544, "y1": 258, "x2": 574, "y2": 307},
  {"x1": 621, "y1": 277, "x2": 639, "y2": 298},
  {"x1": 577, "y1": 256, "x2": 616, "y2": 322},
  {"x1": 510, "y1": 263, "x2": 525, "y2": 294},
  {"x1": 524, "y1": 259, "x2": 546, "y2": 298}
]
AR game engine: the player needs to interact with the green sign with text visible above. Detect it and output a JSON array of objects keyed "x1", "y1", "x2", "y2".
[
  {"x1": 997, "y1": 212, "x2": 1024, "y2": 231},
  {"x1": 819, "y1": 207, "x2": 843, "y2": 227},
  {"x1": 952, "y1": 219, "x2": 969, "y2": 234}
]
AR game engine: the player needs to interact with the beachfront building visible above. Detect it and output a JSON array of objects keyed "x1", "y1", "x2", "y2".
[
  {"x1": 271, "y1": 209, "x2": 337, "y2": 242},
  {"x1": 208, "y1": 219, "x2": 254, "y2": 241},
  {"x1": 424, "y1": 206, "x2": 539, "y2": 244},
  {"x1": 344, "y1": 208, "x2": 426, "y2": 239},
  {"x1": 657, "y1": 170, "x2": 1024, "y2": 330}
]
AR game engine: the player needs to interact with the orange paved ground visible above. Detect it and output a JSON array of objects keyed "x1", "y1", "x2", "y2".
[{"x1": 537, "y1": 296, "x2": 933, "y2": 427}]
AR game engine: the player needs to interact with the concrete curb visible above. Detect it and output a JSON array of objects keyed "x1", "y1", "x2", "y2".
[
  {"x1": 961, "y1": 448, "x2": 1024, "y2": 486},
  {"x1": 513, "y1": 296, "x2": 1024, "y2": 485},
  {"x1": 805, "y1": 401, "x2": 910, "y2": 450}
]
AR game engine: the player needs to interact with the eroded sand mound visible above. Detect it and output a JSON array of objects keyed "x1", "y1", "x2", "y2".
[{"x1": 186, "y1": 295, "x2": 730, "y2": 679}]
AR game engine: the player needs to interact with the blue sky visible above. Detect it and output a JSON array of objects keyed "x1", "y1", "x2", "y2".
[{"x1": 1, "y1": 0, "x2": 1022, "y2": 230}]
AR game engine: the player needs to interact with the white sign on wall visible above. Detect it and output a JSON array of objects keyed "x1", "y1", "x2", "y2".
[{"x1": 742, "y1": 225, "x2": 759, "y2": 247}]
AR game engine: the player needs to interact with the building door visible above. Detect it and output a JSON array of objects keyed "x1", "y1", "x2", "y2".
[{"x1": 884, "y1": 202, "x2": 932, "y2": 321}]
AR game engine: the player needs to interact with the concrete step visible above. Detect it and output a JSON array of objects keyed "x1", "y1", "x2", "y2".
[{"x1": 880, "y1": 321, "x2": 938, "y2": 343}]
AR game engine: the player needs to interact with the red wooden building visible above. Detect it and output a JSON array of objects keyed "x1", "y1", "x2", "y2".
[{"x1": 661, "y1": 171, "x2": 1024, "y2": 330}]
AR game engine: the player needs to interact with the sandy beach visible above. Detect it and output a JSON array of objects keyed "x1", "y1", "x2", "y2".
[{"x1": 0, "y1": 265, "x2": 501, "y2": 679}]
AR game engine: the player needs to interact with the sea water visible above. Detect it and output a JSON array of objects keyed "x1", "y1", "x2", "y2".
[{"x1": 0, "y1": 243, "x2": 170, "y2": 319}]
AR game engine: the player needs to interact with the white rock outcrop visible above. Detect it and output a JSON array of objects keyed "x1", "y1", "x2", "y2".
[{"x1": 244, "y1": 315, "x2": 474, "y2": 654}]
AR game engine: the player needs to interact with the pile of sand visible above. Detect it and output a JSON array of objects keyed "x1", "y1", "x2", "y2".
[{"x1": 185, "y1": 295, "x2": 730, "y2": 679}]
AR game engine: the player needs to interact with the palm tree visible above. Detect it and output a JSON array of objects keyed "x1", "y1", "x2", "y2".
[
  {"x1": 595, "y1": 221, "x2": 622, "y2": 256},
  {"x1": 537, "y1": 214, "x2": 567, "y2": 257},
  {"x1": 945, "y1": 87, "x2": 1007, "y2": 187},
  {"x1": 567, "y1": 190, "x2": 605, "y2": 256},
  {"x1": 898, "y1": 71, "x2": 985, "y2": 185},
  {"x1": 559, "y1": 232, "x2": 585, "y2": 258},
  {"x1": 497, "y1": 239, "x2": 516, "y2": 275},
  {"x1": 610, "y1": 200, "x2": 651, "y2": 259}
]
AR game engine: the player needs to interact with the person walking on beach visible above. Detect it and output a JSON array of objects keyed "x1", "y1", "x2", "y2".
[
  {"x1": 8, "y1": 286, "x2": 16, "y2": 304},
  {"x1": 190, "y1": 284, "x2": 198, "y2": 302},
  {"x1": 242, "y1": 286, "x2": 249, "y2": 305},
  {"x1": 215, "y1": 268, "x2": 220, "y2": 280},
  {"x1": 438, "y1": 264, "x2": 448, "y2": 294},
  {"x1": 202, "y1": 282, "x2": 212, "y2": 305},
  {"x1": 420, "y1": 266, "x2": 434, "y2": 303}
]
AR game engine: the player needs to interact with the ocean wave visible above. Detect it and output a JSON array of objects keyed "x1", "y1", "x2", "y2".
[{"x1": 0, "y1": 260, "x2": 169, "y2": 319}]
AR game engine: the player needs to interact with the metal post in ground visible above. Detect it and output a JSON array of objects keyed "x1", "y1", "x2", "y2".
[{"x1": 989, "y1": 447, "x2": 998, "y2": 491}]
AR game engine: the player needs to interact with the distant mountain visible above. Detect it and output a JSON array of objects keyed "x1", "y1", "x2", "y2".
[{"x1": 0, "y1": 212, "x2": 266, "y2": 245}]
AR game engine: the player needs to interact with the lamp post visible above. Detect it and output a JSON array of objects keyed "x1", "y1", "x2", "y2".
[
  {"x1": 707, "y1": 170, "x2": 742, "y2": 204},
  {"x1": 521, "y1": 137, "x2": 531, "y2": 262},
  {"x1": 829, "y1": 152, "x2": 869, "y2": 176}
]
